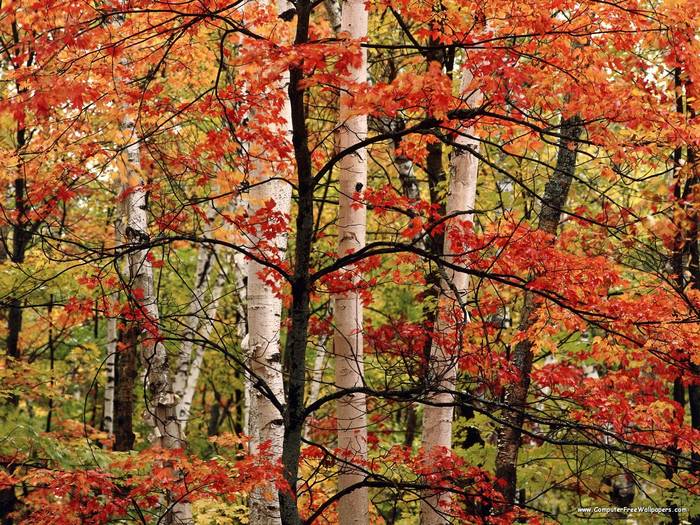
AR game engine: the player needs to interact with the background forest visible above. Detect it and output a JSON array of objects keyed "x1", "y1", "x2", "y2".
[{"x1": 0, "y1": 0, "x2": 699, "y2": 523}]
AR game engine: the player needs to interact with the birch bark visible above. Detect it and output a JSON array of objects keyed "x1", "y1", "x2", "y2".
[
  {"x1": 104, "y1": 212, "x2": 123, "y2": 436},
  {"x1": 121, "y1": 114, "x2": 189, "y2": 523},
  {"x1": 420, "y1": 68, "x2": 481, "y2": 525},
  {"x1": 173, "y1": 242, "x2": 217, "y2": 415},
  {"x1": 247, "y1": 3, "x2": 294, "y2": 521},
  {"x1": 334, "y1": 0, "x2": 369, "y2": 522}
]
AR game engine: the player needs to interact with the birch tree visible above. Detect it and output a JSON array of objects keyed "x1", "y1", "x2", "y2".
[
  {"x1": 420, "y1": 67, "x2": 481, "y2": 525},
  {"x1": 120, "y1": 111, "x2": 190, "y2": 523},
  {"x1": 172, "y1": 243, "x2": 217, "y2": 407},
  {"x1": 246, "y1": 2, "x2": 294, "y2": 522},
  {"x1": 103, "y1": 210, "x2": 123, "y2": 437},
  {"x1": 334, "y1": 0, "x2": 369, "y2": 522},
  {"x1": 177, "y1": 260, "x2": 229, "y2": 431}
]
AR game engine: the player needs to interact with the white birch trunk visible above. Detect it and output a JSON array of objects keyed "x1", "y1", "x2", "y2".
[
  {"x1": 420, "y1": 69, "x2": 481, "y2": 525},
  {"x1": 173, "y1": 241, "x2": 217, "y2": 408},
  {"x1": 247, "y1": 177, "x2": 291, "y2": 524},
  {"x1": 121, "y1": 117, "x2": 191, "y2": 525},
  {"x1": 104, "y1": 315, "x2": 117, "y2": 436},
  {"x1": 122, "y1": 119, "x2": 181, "y2": 451},
  {"x1": 335, "y1": 0, "x2": 369, "y2": 522},
  {"x1": 178, "y1": 263, "x2": 228, "y2": 430},
  {"x1": 247, "y1": 3, "x2": 293, "y2": 520},
  {"x1": 104, "y1": 214, "x2": 122, "y2": 436},
  {"x1": 113, "y1": 8, "x2": 190, "y2": 522},
  {"x1": 234, "y1": 251, "x2": 250, "y2": 435}
]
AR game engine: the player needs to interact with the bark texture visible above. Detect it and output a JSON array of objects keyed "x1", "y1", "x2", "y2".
[
  {"x1": 121, "y1": 109, "x2": 189, "y2": 523},
  {"x1": 334, "y1": 0, "x2": 370, "y2": 522},
  {"x1": 494, "y1": 115, "x2": 582, "y2": 508},
  {"x1": 420, "y1": 68, "x2": 480, "y2": 525},
  {"x1": 113, "y1": 325, "x2": 138, "y2": 451},
  {"x1": 247, "y1": 2, "x2": 294, "y2": 519},
  {"x1": 104, "y1": 213, "x2": 123, "y2": 436}
]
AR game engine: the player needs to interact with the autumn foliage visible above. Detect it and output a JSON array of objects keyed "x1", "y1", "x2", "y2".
[{"x1": 1, "y1": 0, "x2": 700, "y2": 523}]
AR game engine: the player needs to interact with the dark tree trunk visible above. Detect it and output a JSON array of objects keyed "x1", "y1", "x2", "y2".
[
  {"x1": 404, "y1": 405, "x2": 417, "y2": 448},
  {"x1": 207, "y1": 399, "x2": 220, "y2": 437},
  {"x1": 494, "y1": 116, "x2": 582, "y2": 507},
  {"x1": 46, "y1": 298, "x2": 55, "y2": 433},
  {"x1": 686, "y1": 148, "x2": 700, "y2": 482},
  {"x1": 7, "y1": 125, "x2": 28, "y2": 367},
  {"x1": 279, "y1": 5, "x2": 314, "y2": 523},
  {"x1": 0, "y1": 462, "x2": 17, "y2": 525},
  {"x1": 113, "y1": 326, "x2": 138, "y2": 451}
]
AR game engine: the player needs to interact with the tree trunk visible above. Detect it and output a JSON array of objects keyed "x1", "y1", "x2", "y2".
[
  {"x1": 232, "y1": 250, "x2": 250, "y2": 435},
  {"x1": 104, "y1": 213, "x2": 123, "y2": 436},
  {"x1": 122, "y1": 126, "x2": 181, "y2": 450},
  {"x1": 279, "y1": 8, "x2": 315, "y2": 521},
  {"x1": 173, "y1": 242, "x2": 217, "y2": 409},
  {"x1": 494, "y1": 115, "x2": 582, "y2": 508},
  {"x1": 104, "y1": 315, "x2": 117, "y2": 435},
  {"x1": 420, "y1": 68, "x2": 481, "y2": 525},
  {"x1": 120, "y1": 108, "x2": 189, "y2": 522},
  {"x1": 5, "y1": 124, "x2": 28, "y2": 411},
  {"x1": 114, "y1": 325, "x2": 138, "y2": 451},
  {"x1": 334, "y1": 0, "x2": 370, "y2": 522},
  {"x1": 178, "y1": 262, "x2": 228, "y2": 431},
  {"x1": 247, "y1": 2, "x2": 294, "y2": 520}
]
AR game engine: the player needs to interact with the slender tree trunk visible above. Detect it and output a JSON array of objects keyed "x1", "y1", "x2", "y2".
[
  {"x1": 247, "y1": 2, "x2": 294, "y2": 521},
  {"x1": 279, "y1": 7, "x2": 315, "y2": 522},
  {"x1": 684, "y1": 129, "x2": 700, "y2": 485},
  {"x1": 494, "y1": 115, "x2": 582, "y2": 508},
  {"x1": 114, "y1": 325, "x2": 138, "y2": 451},
  {"x1": 666, "y1": 69, "x2": 687, "y2": 524},
  {"x1": 122, "y1": 125, "x2": 181, "y2": 449},
  {"x1": 104, "y1": 315, "x2": 117, "y2": 435},
  {"x1": 46, "y1": 298, "x2": 55, "y2": 433},
  {"x1": 173, "y1": 243, "x2": 217, "y2": 407},
  {"x1": 104, "y1": 213, "x2": 123, "y2": 436},
  {"x1": 233, "y1": 251, "x2": 250, "y2": 435},
  {"x1": 420, "y1": 68, "x2": 481, "y2": 525},
  {"x1": 178, "y1": 262, "x2": 228, "y2": 431},
  {"x1": 6, "y1": 124, "x2": 28, "y2": 412},
  {"x1": 334, "y1": 0, "x2": 370, "y2": 522},
  {"x1": 120, "y1": 107, "x2": 189, "y2": 522},
  {"x1": 390, "y1": 100, "x2": 420, "y2": 454}
]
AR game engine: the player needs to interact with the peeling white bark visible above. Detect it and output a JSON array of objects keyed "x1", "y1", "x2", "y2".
[
  {"x1": 104, "y1": 214, "x2": 122, "y2": 437},
  {"x1": 420, "y1": 68, "x2": 481, "y2": 525},
  {"x1": 247, "y1": 2, "x2": 293, "y2": 521},
  {"x1": 121, "y1": 115, "x2": 191, "y2": 524},
  {"x1": 122, "y1": 119, "x2": 181, "y2": 449},
  {"x1": 233, "y1": 251, "x2": 250, "y2": 435},
  {"x1": 335, "y1": 0, "x2": 369, "y2": 522},
  {"x1": 247, "y1": 179, "x2": 289, "y2": 524},
  {"x1": 104, "y1": 315, "x2": 117, "y2": 436},
  {"x1": 324, "y1": 0, "x2": 342, "y2": 34}
]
